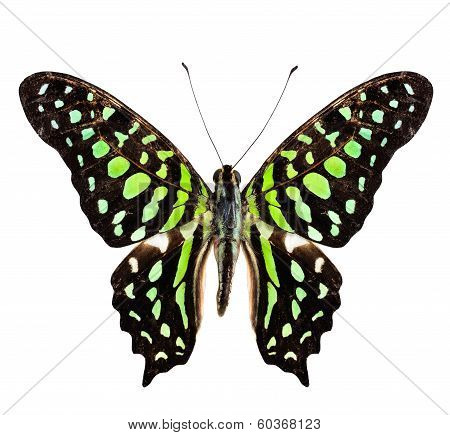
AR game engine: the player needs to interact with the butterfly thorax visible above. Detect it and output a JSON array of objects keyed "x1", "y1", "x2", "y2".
[{"x1": 212, "y1": 165, "x2": 242, "y2": 315}]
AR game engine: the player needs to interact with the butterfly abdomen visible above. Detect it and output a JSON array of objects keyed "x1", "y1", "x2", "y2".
[{"x1": 212, "y1": 165, "x2": 242, "y2": 315}]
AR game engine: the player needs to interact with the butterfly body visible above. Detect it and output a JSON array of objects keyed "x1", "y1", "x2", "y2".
[
  {"x1": 212, "y1": 165, "x2": 242, "y2": 315},
  {"x1": 19, "y1": 70, "x2": 432, "y2": 387}
]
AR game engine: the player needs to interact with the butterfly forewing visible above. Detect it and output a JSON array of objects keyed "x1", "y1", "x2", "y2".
[
  {"x1": 243, "y1": 220, "x2": 341, "y2": 385},
  {"x1": 243, "y1": 72, "x2": 433, "y2": 247},
  {"x1": 111, "y1": 219, "x2": 212, "y2": 385},
  {"x1": 19, "y1": 72, "x2": 210, "y2": 247}
]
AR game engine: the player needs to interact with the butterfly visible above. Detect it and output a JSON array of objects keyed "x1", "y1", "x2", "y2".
[{"x1": 19, "y1": 70, "x2": 432, "y2": 386}]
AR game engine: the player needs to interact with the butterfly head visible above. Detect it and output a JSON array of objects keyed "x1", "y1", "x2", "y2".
[{"x1": 213, "y1": 165, "x2": 241, "y2": 185}]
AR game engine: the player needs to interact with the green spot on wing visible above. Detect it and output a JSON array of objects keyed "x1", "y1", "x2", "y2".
[
  {"x1": 88, "y1": 177, "x2": 95, "y2": 192},
  {"x1": 92, "y1": 140, "x2": 110, "y2": 158},
  {"x1": 359, "y1": 127, "x2": 372, "y2": 140},
  {"x1": 318, "y1": 283, "x2": 329, "y2": 299},
  {"x1": 282, "y1": 323, "x2": 292, "y2": 337},
  {"x1": 345, "y1": 199, "x2": 356, "y2": 214},
  {"x1": 175, "y1": 282, "x2": 188, "y2": 329},
  {"x1": 358, "y1": 176, "x2": 366, "y2": 192},
  {"x1": 146, "y1": 287, "x2": 157, "y2": 302},
  {"x1": 140, "y1": 152, "x2": 149, "y2": 164},
  {"x1": 128, "y1": 121, "x2": 140, "y2": 134},
  {"x1": 142, "y1": 134, "x2": 157, "y2": 145},
  {"x1": 372, "y1": 109, "x2": 384, "y2": 123},
  {"x1": 325, "y1": 131, "x2": 339, "y2": 148},
  {"x1": 140, "y1": 331, "x2": 152, "y2": 343},
  {"x1": 267, "y1": 336, "x2": 276, "y2": 349},
  {"x1": 291, "y1": 260, "x2": 304, "y2": 282},
  {"x1": 156, "y1": 164, "x2": 168, "y2": 178},
  {"x1": 69, "y1": 110, "x2": 81, "y2": 123},
  {"x1": 173, "y1": 190, "x2": 189, "y2": 207},
  {"x1": 324, "y1": 156, "x2": 346, "y2": 178},
  {"x1": 247, "y1": 195, "x2": 260, "y2": 218},
  {"x1": 102, "y1": 106, "x2": 115, "y2": 120},
  {"x1": 264, "y1": 282, "x2": 278, "y2": 329},
  {"x1": 131, "y1": 226, "x2": 146, "y2": 241},
  {"x1": 108, "y1": 156, "x2": 130, "y2": 178},
  {"x1": 114, "y1": 131, "x2": 129, "y2": 147},
  {"x1": 176, "y1": 337, "x2": 186, "y2": 349},
  {"x1": 81, "y1": 128, "x2": 95, "y2": 140},
  {"x1": 195, "y1": 194, "x2": 208, "y2": 217},
  {"x1": 152, "y1": 300, "x2": 161, "y2": 319},
  {"x1": 300, "y1": 331, "x2": 312, "y2": 344},
  {"x1": 142, "y1": 186, "x2": 168, "y2": 222},
  {"x1": 296, "y1": 287, "x2": 307, "y2": 301},
  {"x1": 149, "y1": 260, "x2": 162, "y2": 282},
  {"x1": 173, "y1": 238, "x2": 193, "y2": 288},
  {"x1": 314, "y1": 122, "x2": 325, "y2": 134},
  {"x1": 330, "y1": 224, "x2": 339, "y2": 236},
  {"x1": 338, "y1": 106, "x2": 352, "y2": 120},
  {"x1": 200, "y1": 180, "x2": 208, "y2": 197},
  {"x1": 124, "y1": 283, "x2": 135, "y2": 299},
  {"x1": 38, "y1": 84, "x2": 48, "y2": 95},
  {"x1": 292, "y1": 300, "x2": 301, "y2": 320},
  {"x1": 298, "y1": 134, "x2": 312, "y2": 144},
  {"x1": 264, "y1": 190, "x2": 280, "y2": 207},
  {"x1": 328, "y1": 210, "x2": 341, "y2": 224},
  {"x1": 344, "y1": 140, "x2": 362, "y2": 158},
  {"x1": 303, "y1": 172, "x2": 331, "y2": 199},
  {"x1": 389, "y1": 99, "x2": 398, "y2": 108},
  {"x1": 129, "y1": 310, "x2": 141, "y2": 321},
  {"x1": 305, "y1": 151, "x2": 314, "y2": 164},
  {"x1": 155, "y1": 351, "x2": 167, "y2": 360},
  {"x1": 312, "y1": 310, "x2": 324, "y2": 321},
  {"x1": 262, "y1": 163, "x2": 275, "y2": 192},
  {"x1": 260, "y1": 236, "x2": 280, "y2": 287},
  {"x1": 160, "y1": 323, "x2": 170, "y2": 337},
  {"x1": 286, "y1": 163, "x2": 298, "y2": 179},
  {"x1": 268, "y1": 205, "x2": 293, "y2": 232},
  {"x1": 97, "y1": 199, "x2": 108, "y2": 214},
  {"x1": 281, "y1": 150, "x2": 297, "y2": 161},
  {"x1": 160, "y1": 206, "x2": 185, "y2": 232},
  {"x1": 157, "y1": 150, "x2": 173, "y2": 161},
  {"x1": 123, "y1": 173, "x2": 151, "y2": 199},
  {"x1": 180, "y1": 164, "x2": 192, "y2": 191},
  {"x1": 284, "y1": 351, "x2": 297, "y2": 360},
  {"x1": 308, "y1": 225, "x2": 323, "y2": 241},
  {"x1": 112, "y1": 210, "x2": 126, "y2": 224}
]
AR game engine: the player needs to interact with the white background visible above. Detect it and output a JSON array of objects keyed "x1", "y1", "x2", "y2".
[{"x1": 0, "y1": 0, "x2": 449, "y2": 433}]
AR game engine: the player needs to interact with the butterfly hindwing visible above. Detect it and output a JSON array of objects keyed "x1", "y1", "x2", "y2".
[
  {"x1": 243, "y1": 218, "x2": 342, "y2": 385},
  {"x1": 19, "y1": 72, "x2": 210, "y2": 247},
  {"x1": 111, "y1": 218, "x2": 212, "y2": 385},
  {"x1": 243, "y1": 72, "x2": 433, "y2": 247}
]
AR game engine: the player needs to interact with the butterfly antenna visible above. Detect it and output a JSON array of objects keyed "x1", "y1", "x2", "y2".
[
  {"x1": 182, "y1": 62, "x2": 224, "y2": 167},
  {"x1": 232, "y1": 65, "x2": 298, "y2": 169}
]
